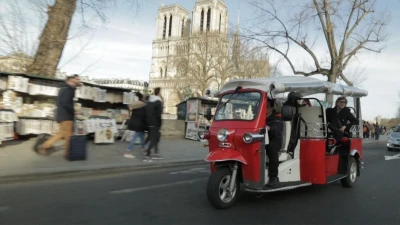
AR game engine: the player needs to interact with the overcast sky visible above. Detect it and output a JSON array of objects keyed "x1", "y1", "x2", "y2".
[{"x1": 1, "y1": 0, "x2": 400, "y2": 121}]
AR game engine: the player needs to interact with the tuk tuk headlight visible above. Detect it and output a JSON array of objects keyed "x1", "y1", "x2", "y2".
[
  {"x1": 243, "y1": 133, "x2": 253, "y2": 143},
  {"x1": 217, "y1": 128, "x2": 229, "y2": 142},
  {"x1": 243, "y1": 132, "x2": 265, "y2": 143},
  {"x1": 198, "y1": 130, "x2": 210, "y2": 140}
]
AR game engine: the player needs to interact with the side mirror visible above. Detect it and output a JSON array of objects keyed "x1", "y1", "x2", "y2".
[
  {"x1": 205, "y1": 108, "x2": 212, "y2": 121},
  {"x1": 281, "y1": 105, "x2": 293, "y2": 121}
]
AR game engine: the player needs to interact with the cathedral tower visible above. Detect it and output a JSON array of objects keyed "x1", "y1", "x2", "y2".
[{"x1": 149, "y1": 1, "x2": 229, "y2": 114}]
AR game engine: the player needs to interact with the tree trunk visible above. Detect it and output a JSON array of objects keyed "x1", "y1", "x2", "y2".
[
  {"x1": 27, "y1": 0, "x2": 77, "y2": 77},
  {"x1": 326, "y1": 74, "x2": 337, "y2": 106}
]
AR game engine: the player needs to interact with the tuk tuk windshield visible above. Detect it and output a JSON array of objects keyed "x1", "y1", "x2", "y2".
[{"x1": 214, "y1": 91, "x2": 261, "y2": 121}]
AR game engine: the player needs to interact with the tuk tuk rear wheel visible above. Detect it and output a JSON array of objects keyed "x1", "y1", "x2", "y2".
[
  {"x1": 341, "y1": 157, "x2": 357, "y2": 188},
  {"x1": 206, "y1": 167, "x2": 240, "y2": 209}
]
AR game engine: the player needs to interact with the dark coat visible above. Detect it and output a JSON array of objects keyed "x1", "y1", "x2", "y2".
[
  {"x1": 55, "y1": 82, "x2": 76, "y2": 123},
  {"x1": 145, "y1": 95, "x2": 163, "y2": 128},
  {"x1": 128, "y1": 101, "x2": 147, "y2": 132},
  {"x1": 266, "y1": 111, "x2": 283, "y2": 148},
  {"x1": 326, "y1": 107, "x2": 358, "y2": 131}
]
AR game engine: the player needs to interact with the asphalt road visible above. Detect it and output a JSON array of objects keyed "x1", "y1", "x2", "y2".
[{"x1": 0, "y1": 142, "x2": 399, "y2": 225}]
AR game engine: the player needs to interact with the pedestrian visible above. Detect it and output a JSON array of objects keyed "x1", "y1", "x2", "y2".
[
  {"x1": 371, "y1": 124, "x2": 375, "y2": 140},
  {"x1": 143, "y1": 87, "x2": 163, "y2": 162},
  {"x1": 124, "y1": 92, "x2": 147, "y2": 159},
  {"x1": 375, "y1": 124, "x2": 381, "y2": 141},
  {"x1": 363, "y1": 122, "x2": 368, "y2": 139},
  {"x1": 39, "y1": 74, "x2": 81, "y2": 158}
]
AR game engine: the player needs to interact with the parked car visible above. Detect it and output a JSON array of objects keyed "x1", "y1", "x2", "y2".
[{"x1": 387, "y1": 125, "x2": 400, "y2": 151}]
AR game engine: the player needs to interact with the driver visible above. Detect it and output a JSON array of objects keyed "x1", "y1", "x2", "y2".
[
  {"x1": 326, "y1": 96, "x2": 358, "y2": 144},
  {"x1": 265, "y1": 98, "x2": 283, "y2": 188}
]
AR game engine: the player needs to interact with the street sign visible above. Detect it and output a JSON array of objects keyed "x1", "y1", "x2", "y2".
[{"x1": 384, "y1": 153, "x2": 400, "y2": 161}]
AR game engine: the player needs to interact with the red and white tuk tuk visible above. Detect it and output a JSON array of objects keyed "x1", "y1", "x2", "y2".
[{"x1": 199, "y1": 76, "x2": 368, "y2": 209}]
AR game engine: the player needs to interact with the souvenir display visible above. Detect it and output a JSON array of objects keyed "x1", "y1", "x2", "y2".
[
  {"x1": 0, "y1": 73, "x2": 132, "y2": 145},
  {"x1": 95, "y1": 128, "x2": 115, "y2": 143},
  {"x1": 85, "y1": 119, "x2": 96, "y2": 133},
  {"x1": 28, "y1": 80, "x2": 58, "y2": 96},
  {"x1": 0, "y1": 77, "x2": 7, "y2": 90},
  {"x1": 17, "y1": 119, "x2": 58, "y2": 135},
  {"x1": 74, "y1": 120, "x2": 87, "y2": 135},
  {"x1": 93, "y1": 88, "x2": 106, "y2": 102},
  {"x1": 123, "y1": 92, "x2": 135, "y2": 105},
  {"x1": 0, "y1": 123, "x2": 14, "y2": 141}
]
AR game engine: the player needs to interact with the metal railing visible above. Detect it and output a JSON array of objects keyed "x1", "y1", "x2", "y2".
[{"x1": 300, "y1": 122, "x2": 327, "y2": 139}]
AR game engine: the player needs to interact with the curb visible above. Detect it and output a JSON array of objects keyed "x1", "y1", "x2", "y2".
[
  {"x1": 363, "y1": 141, "x2": 386, "y2": 145},
  {"x1": 0, "y1": 160, "x2": 207, "y2": 185}
]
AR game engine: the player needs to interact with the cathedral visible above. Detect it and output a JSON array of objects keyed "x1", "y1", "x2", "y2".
[{"x1": 149, "y1": 0, "x2": 229, "y2": 114}]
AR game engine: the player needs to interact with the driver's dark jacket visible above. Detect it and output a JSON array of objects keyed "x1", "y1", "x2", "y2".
[
  {"x1": 326, "y1": 107, "x2": 358, "y2": 131},
  {"x1": 266, "y1": 112, "x2": 283, "y2": 148}
]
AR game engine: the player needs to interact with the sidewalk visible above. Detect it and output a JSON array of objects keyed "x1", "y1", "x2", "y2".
[
  {"x1": 362, "y1": 135, "x2": 387, "y2": 144},
  {"x1": 0, "y1": 134, "x2": 388, "y2": 182},
  {"x1": 0, "y1": 137, "x2": 207, "y2": 180}
]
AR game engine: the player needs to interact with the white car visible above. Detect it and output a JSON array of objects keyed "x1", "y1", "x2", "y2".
[{"x1": 387, "y1": 125, "x2": 400, "y2": 151}]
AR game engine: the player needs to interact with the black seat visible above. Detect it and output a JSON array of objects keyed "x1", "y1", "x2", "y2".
[{"x1": 287, "y1": 113, "x2": 301, "y2": 155}]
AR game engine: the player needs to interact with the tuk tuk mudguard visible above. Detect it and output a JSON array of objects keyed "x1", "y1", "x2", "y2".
[
  {"x1": 350, "y1": 138, "x2": 363, "y2": 176},
  {"x1": 205, "y1": 149, "x2": 247, "y2": 165}
]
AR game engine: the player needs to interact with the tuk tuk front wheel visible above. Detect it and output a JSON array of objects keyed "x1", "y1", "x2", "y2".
[
  {"x1": 341, "y1": 157, "x2": 357, "y2": 188},
  {"x1": 206, "y1": 167, "x2": 240, "y2": 209}
]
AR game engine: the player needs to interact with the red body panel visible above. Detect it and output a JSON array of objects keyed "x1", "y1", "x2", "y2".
[
  {"x1": 350, "y1": 138, "x2": 363, "y2": 159},
  {"x1": 205, "y1": 149, "x2": 247, "y2": 165},
  {"x1": 207, "y1": 89, "x2": 268, "y2": 185},
  {"x1": 300, "y1": 139, "x2": 327, "y2": 184},
  {"x1": 325, "y1": 155, "x2": 339, "y2": 177},
  {"x1": 234, "y1": 128, "x2": 264, "y2": 184}
]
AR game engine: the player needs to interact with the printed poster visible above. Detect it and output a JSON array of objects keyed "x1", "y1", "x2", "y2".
[
  {"x1": 186, "y1": 99, "x2": 198, "y2": 122},
  {"x1": 185, "y1": 122, "x2": 198, "y2": 141}
]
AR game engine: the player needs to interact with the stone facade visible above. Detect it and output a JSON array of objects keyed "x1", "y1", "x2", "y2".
[
  {"x1": 149, "y1": 0, "x2": 228, "y2": 114},
  {"x1": 0, "y1": 51, "x2": 69, "y2": 78},
  {"x1": 0, "y1": 51, "x2": 33, "y2": 73},
  {"x1": 92, "y1": 79, "x2": 146, "y2": 92}
]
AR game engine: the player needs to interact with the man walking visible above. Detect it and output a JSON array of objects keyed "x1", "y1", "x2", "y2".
[
  {"x1": 39, "y1": 74, "x2": 80, "y2": 158},
  {"x1": 144, "y1": 87, "x2": 163, "y2": 162}
]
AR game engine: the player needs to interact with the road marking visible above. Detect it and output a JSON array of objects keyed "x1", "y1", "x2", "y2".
[
  {"x1": 109, "y1": 177, "x2": 207, "y2": 195},
  {"x1": 169, "y1": 167, "x2": 210, "y2": 175},
  {"x1": 385, "y1": 153, "x2": 400, "y2": 161}
]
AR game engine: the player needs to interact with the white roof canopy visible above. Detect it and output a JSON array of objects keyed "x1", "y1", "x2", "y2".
[{"x1": 219, "y1": 76, "x2": 368, "y2": 98}]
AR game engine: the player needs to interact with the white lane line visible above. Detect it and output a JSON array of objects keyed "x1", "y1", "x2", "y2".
[
  {"x1": 109, "y1": 177, "x2": 207, "y2": 195},
  {"x1": 385, "y1": 153, "x2": 400, "y2": 161},
  {"x1": 170, "y1": 168, "x2": 209, "y2": 175}
]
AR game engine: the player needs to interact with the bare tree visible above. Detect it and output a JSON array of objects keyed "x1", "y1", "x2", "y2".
[
  {"x1": 0, "y1": 1, "x2": 103, "y2": 75},
  {"x1": 245, "y1": 0, "x2": 389, "y2": 90},
  {"x1": 397, "y1": 91, "x2": 400, "y2": 118},
  {"x1": 170, "y1": 32, "x2": 228, "y2": 95},
  {"x1": 214, "y1": 33, "x2": 236, "y2": 90},
  {"x1": 396, "y1": 107, "x2": 400, "y2": 119},
  {"x1": 344, "y1": 65, "x2": 368, "y2": 86},
  {"x1": 26, "y1": 0, "x2": 146, "y2": 77},
  {"x1": 234, "y1": 45, "x2": 270, "y2": 79},
  {"x1": 0, "y1": 1, "x2": 42, "y2": 56}
]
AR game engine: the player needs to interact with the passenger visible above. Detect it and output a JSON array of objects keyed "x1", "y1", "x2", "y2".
[
  {"x1": 283, "y1": 91, "x2": 302, "y2": 107},
  {"x1": 265, "y1": 98, "x2": 283, "y2": 188},
  {"x1": 301, "y1": 99, "x2": 312, "y2": 107},
  {"x1": 326, "y1": 96, "x2": 358, "y2": 144}
]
